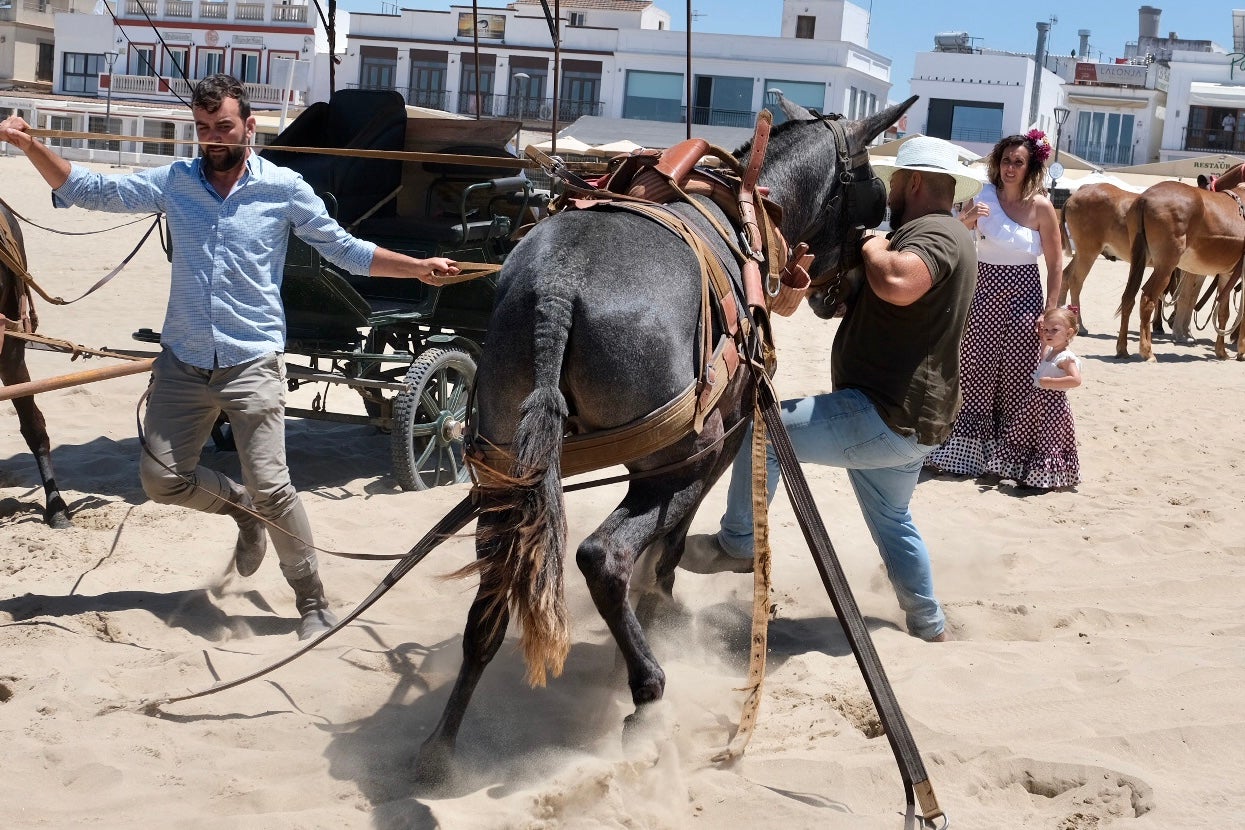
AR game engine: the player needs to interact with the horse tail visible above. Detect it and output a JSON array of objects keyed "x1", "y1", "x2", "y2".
[
  {"x1": 1118, "y1": 218, "x2": 1149, "y2": 318},
  {"x1": 469, "y1": 292, "x2": 573, "y2": 688},
  {"x1": 1060, "y1": 202, "x2": 1073, "y2": 256}
]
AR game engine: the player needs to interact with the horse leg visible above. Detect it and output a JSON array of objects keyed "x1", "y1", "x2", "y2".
[
  {"x1": 1063, "y1": 253, "x2": 1093, "y2": 335},
  {"x1": 1170, "y1": 271, "x2": 1202, "y2": 345},
  {"x1": 577, "y1": 472, "x2": 715, "y2": 724},
  {"x1": 415, "y1": 510, "x2": 513, "y2": 783},
  {"x1": 1137, "y1": 269, "x2": 1172, "y2": 362},
  {"x1": 1, "y1": 341, "x2": 71, "y2": 527},
  {"x1": 1215, "y1": 274, "x2": 1233, "y2": 360}
]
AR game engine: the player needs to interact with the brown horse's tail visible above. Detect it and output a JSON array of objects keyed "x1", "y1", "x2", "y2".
[
  {"x1": 1117, "y1": 217, "x2": 1149, "y2": 319},
  {"x1": 1060, "y1": 202, "x2": 1073, "y2": 256},
  {"x1": 466, "y1": 293, "x2": 572, "y2": 688}
]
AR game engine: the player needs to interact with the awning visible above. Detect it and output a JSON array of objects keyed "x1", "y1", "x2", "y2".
[
  {"x1": 1112, "y1": 153, "x2": 1245, "y2": 177},
  {"x1": 1066, "y1": 94, "x2": 1149, "y2": 109},
  {"x1": 1188, "y1": 82, "x2": 1245, "y2": 108}
]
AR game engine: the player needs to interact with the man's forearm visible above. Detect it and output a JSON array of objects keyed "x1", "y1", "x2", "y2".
[{"x1": 10, "y1": 132, "x2": 72, "y2": 190}]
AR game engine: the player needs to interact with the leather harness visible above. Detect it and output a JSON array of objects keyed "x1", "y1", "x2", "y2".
[{"x1": 468, "y1": 116, "x2": 795, "y2": 481}]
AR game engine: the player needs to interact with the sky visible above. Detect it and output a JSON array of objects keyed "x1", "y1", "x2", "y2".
[{"x1": 342, "y1": 1, "x2": 1235, "y2": 102}]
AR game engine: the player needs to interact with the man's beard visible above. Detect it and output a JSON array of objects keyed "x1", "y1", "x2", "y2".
[
  {"x1": 888, "y1": 198, "x2": 907, "y2": 230},
  {"x1": 201, "y1": 143, "x2": 245, "y2": 173}
]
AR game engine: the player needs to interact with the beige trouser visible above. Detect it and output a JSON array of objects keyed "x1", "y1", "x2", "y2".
[{"x1": 139, "y1": 348, "x2": 317, "y2": 580}]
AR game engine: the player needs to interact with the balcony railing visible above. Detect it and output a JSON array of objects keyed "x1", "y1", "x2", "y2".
[
  {"x1": 272, "y1": 3, "x2": 306, "y2": 22},
  {"x1": 235, "y1": 1, "x2": 264, "y2": 20},
  {"x1": 1184, "y1": 126, "x2": 1245, "y2": 154},
  {"x1": 348, "y1": 83, "x2": 603, "y2": 122},
  {"x1": 108, "y1": 73, "x2": 299, "y2": 106},
  {"x1": 164, "y1": 0, "x2": 191, "y2": 16},
  {"x1": 200, "y1": 1, "x2": 227, "y2": 18},
  {"x1": 1069, "y1": 141, "x2": 1134, "y2": 167},
  {"x1": 689, "y1": 106, "x2": 755, "y2": 129}
]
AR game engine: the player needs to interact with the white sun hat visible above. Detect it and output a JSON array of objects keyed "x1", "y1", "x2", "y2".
[{"x1": 872, "y1": 136, "x2": 985, "y2": 204}]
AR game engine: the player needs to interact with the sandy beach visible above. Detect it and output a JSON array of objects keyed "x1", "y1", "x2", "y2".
[{"x1": 2, "y1": 154, "x2": 1244, "y2": 829}]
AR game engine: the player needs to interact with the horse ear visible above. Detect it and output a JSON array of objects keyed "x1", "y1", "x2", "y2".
[
  {"x1": 847, "y1": 95, "x2": 918, "y2": 153},
  {"x1": 775, "y1": 93, "x2": 815, "y2": 122}
]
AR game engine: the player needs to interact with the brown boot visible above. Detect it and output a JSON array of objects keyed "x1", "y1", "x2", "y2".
[
  {"x1": 288, "y1": 572, "x2": 339, "y2": 641},
  {"x1": 218, "y1": 489, "x2": 268, "y2": 577}
]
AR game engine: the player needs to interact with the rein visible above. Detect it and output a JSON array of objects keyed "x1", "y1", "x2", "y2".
[
  {"x1": 0, "y1": 196, "x2": 163, "y2": 317},
  {"x1": 27, "y1": 128, "x2": 535, "y2": 170}
]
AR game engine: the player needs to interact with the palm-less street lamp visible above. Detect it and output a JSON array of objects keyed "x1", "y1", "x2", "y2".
[
  {"x1": 513, "y1": 71, "x2": 530, "y2": 119},
  {"x1": 1050, "y1": 105, "x2": 1071, "y2": 190},
  {"x1": 103, "y1": 49, "x2": 121, "y2": 167}
]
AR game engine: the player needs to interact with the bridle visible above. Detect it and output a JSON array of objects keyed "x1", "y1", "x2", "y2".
[{"x1": 794, "y1": 113, "x2": 887, "y2": 304}]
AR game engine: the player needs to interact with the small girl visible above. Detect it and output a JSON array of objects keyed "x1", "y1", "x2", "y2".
[{"x1": 985, "y1": 307, "x2": 1082, "y2": 490}]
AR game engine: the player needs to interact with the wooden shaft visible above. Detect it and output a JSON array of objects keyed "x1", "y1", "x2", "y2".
[{"x1": 0, "y1": 357, "x2": 154, "y2": 402}]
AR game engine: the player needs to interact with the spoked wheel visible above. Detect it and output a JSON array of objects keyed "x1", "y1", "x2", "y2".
[
  {"x1": 391, "y1": 347, "x2": 476, "y2": 491},
  {"x1": 356, "y1": 329, "x2": 414, "y2": 423}
]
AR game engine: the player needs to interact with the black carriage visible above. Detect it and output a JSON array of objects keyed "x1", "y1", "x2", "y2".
[{"x1": 144, "y1": 89, "x2": 537, "y2": 490}]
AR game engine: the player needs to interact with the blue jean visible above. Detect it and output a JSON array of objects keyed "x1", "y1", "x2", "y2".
[{"x1": 717, "y1": 388, "x2": 945, "y2": 640}]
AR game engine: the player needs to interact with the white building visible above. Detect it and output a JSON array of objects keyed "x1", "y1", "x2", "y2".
[
  {"x1": 0, "y1": 0, "x2": 73, "y2": 91},
  {"x1": 907, "y1": 23, "x2": 1068, "y2": 161},
  {"x1": 340, "y1": 0, "x2": 891, "y2": 138}
]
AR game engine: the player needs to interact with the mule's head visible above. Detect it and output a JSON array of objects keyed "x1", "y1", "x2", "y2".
[{"x1": 745, "y1": 96, "x2": 917, "y2": 319}]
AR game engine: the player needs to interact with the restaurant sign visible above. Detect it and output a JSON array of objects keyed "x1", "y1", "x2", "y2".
[
  {"x1": 457, "y1": 12, "x2": 506, "y2": 40},
  {"x1": 1074, "y1": 62, "x2": 1149, "y2": 87}
]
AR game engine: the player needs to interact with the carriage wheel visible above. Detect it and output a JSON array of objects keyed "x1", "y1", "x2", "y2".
[{"x1": 390, "y1": 347, "x2": 476, "y2": 491}]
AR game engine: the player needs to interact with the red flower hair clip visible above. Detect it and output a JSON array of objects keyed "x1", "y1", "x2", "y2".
[{"x1": 1026, "y1": 129, "x2": 1053, "y2": 164}]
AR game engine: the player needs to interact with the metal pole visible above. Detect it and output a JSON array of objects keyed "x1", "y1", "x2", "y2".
[
  {"x1": 104, "y1": 50, "x2": 119, "y2": 167},
  {"x1": 685, "y1": 0, "x2": 692, "y2": 140}
]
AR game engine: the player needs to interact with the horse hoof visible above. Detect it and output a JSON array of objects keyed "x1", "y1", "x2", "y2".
[
  {"x1": 46, "y1": 511, "x2": 73, "y2": 529},
  {"x1": 621, "y1": 699, "x2": 674, "y2": 760},
  {"x1": 412, "y1": 742, "x2": 455, "y2": 787}
]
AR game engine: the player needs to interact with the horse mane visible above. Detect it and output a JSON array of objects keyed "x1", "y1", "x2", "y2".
[{"x1": 732, "y1": 115, "x2": 819, "y2": 159}]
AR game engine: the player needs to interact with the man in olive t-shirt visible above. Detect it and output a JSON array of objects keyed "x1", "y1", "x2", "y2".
[{"x1": 682, "y1": 136, "x2": 979, "y2": 643}]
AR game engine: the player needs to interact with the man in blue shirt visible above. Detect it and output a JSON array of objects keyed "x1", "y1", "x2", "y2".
[{"x1": 0, "y1": 75, "x2": 460, "y2": 639}]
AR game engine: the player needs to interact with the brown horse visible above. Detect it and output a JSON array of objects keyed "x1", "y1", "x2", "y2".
[
  {"x1": 1061, "y1": 181, "x2": 1209, "y2": 341},
  {"x1": 0, "y1": 199, "x2": 71, "y2": 526},
  {"x1": 1117, "y1": 180, "x2": 1245, "y2": 361}
]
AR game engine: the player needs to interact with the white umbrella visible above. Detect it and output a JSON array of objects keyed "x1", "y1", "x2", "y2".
[
  {"x1": 593, "y1": 138, "x2": 643, "y2": 154},
  {"x1": 530, "y1": 135, "x2": 593, "y2": 153}
]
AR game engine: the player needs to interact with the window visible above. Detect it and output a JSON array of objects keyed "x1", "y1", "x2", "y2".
[
  {"x1": 165, "y1": 47, "x2": 189, "y2": 81},
  {"x1": 569, "y1": 11, "x2": 585, "y2": 26},
  {"x1": 623, "y1": 70, "x2": 682, "y2": 122},
  {"x1": 199, "y1": 49, "x2": 224, "y2": 78},
  {"x1": 87, "y1": 115, "x2": 121, "y2": 151},
  {"x1": 132, "y1": 46, "x2": 156, "y2": 77},
  {"x1": 62, "y1": 52, "x2": 105, "y2": 95},
  {"x1": 927, "y1": 98, "x2": 1004, "y2": 144},
  {"x1": 37, "y1": 42, "x2": 54, "y2": 82},
  {"x1": 49, "y1": 115, "x2": 74, "y2": 148},
  {"x1": 796, "y1": 15, "x2": 815, "y2": 39},
  {"x1": 233, "y1": 51, "x2": 260, "y2": 83},
  {"x1": 692, "y1": 74, "x2": 753, "y2": 127},
  {"x1": 1075, "y1": 111, "x2": 1135, "y2": 164},
  {"x1": 142, "y1": 120, "x2": 176, "y2": 156},
  {"x1": 458, "y1": 62, "x2": 495, "y2": 115},
  {"x1": 561, "y1": 72, "x2": 600, "y2": 119},
  {"x1": 408, "y1": 52, "x2": 447, "y2": 109}
]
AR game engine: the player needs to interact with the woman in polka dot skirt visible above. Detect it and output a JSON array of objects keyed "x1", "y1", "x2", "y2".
[{"x1": 925, "y1": 130, "x2": 1064, "y2": 479}]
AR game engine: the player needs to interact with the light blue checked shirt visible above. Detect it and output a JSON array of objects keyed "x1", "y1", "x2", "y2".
[{"x1": 53, "y1": 153, "x2": 377, "y2": 369}]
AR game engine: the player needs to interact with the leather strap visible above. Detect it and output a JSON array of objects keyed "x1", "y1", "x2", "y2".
[{"x1": 757, "y1": 374, "x2": 944, "y2": 826}]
